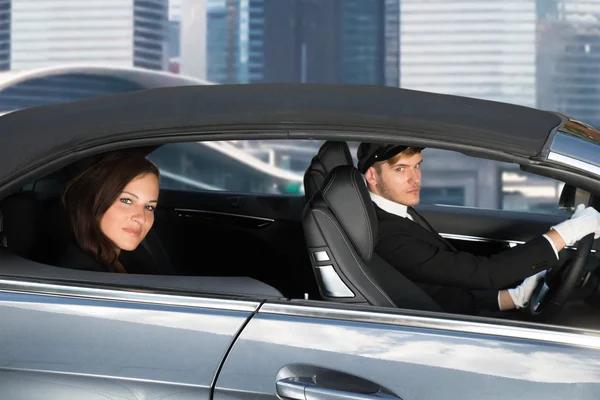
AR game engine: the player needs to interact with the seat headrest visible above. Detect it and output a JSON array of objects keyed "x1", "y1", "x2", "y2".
[
  {"x1": 304, "y1": 141, "x2": 353, "y2": 200},
  {"x1": 0, "y1": 191, "x2": 42, "y2": 257},
  {"x1": 320, "y1": 165, "x2": 378, "y2": 261},
  {"x1": 317, "y1": 141, "x2": 353, "y2": 170}
]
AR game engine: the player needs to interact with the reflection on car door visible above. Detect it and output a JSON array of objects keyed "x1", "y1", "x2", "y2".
[
  {"x1": 0, "y1": 280, "x2": 258, "y2": 399},
  {"x1": 215, "y1": 301, "x2": 600, "y2": 400}
]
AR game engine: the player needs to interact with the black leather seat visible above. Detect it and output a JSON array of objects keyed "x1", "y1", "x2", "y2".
[
  {"x1": 302, "y1": 164, "x2": 442, "y2": 312},
  {"x1": 0, "y1": 192, "x2": 44, "y2": 260},
  {"x1": 304, "y1": 141, "x2": 353, "y2": 200}
]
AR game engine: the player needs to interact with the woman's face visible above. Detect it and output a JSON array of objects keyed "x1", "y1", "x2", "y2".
[{"x1": 100, "y1": 173, "x2": 159, "y2": 252}]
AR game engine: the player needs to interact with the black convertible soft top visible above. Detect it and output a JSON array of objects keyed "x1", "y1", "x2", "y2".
[{"x1": 0, "y1": 83, "x2": 563, "y2": 186}]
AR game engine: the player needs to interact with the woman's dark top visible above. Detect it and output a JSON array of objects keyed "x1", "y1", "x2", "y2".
[{"x1": 58, "y1": 239, "x2": 158, "y2": 274}]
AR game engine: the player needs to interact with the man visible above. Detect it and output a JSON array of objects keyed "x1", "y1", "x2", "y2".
[{"x1": 357, "y1": 143, "x2": 600, "y2": 314}]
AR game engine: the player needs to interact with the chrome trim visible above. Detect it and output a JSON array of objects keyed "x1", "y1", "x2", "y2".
[
  {"x1": 313, "y1": 251, "x2": 330, "y2": 262},
  {"x1": 0, "y1": 367, "x2": 206, "y2": 389},
  {"x1": 174, "y1": 208, "x2": 275, "y2": 223},
  {"x1": 551, "y1": 129, "x2": 599, "y2": 167},
  {"x1": 440, "y1": 232, "x2": 595, "y2": 253},
  {"x1": 305, "y1": 384, "x2": 400, "y2": 400},
  {"x1": 531, "y1": 282, "x2": 551, "y2": 313},
  {"x1": 548, "y1": 152, "x2": 600, "y2": 176},
  {"x1": 315, "y1": 265, "x2": 354, "y2": 298},
  {"x1": 259, "y1": 303, "x2": 600, "y2": 349},
  {"x1": 0, "y1": 279, "x2": 259, "y2": 312},
  {"x1": 439, "y1": 233, "x2": 525, "y2": 246},
  {"x1": 276, "y1": 377, "x2": 311, "y2": 400}
]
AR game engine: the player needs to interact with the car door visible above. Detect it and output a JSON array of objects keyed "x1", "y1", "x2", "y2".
[
  {"x1": 0, "y1": 276, "x2": 259, "y2": 399},
  {"x1": 214, "y1": 300, "x2": 600, "y2": 400},
  {"x1": 152, "y1": 188, "x2": 316, "y2": 297},
  {"x1": 146, "y1": 141, "x2": 319, "y2": 300}
]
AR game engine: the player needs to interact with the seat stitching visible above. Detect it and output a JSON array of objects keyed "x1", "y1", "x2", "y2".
[
  {"x1": 313, "y1": 209, "x2": 394, "y2": 305},
  {"x1": 323, "y1": 170, "x2": 336, "y2": 195},
  {"x1": 350, "y1": 170, "x2": 373, "y2": 261},
  {"x1": 311, "y1": 169, "x2": 325, "y2": 179},
  {"x1": 309, "y1": 170, "x2": 325, "y2": 185},
  {"x1": 337, "y1": 143, "x2": 347, "y2": 167},
  {"x1": 341, "y1": 144, "x2": 352, "y2": 165}
]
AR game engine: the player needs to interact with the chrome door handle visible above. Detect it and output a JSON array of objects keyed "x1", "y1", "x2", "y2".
[
  {"x1": 276, "y1": 377, "x2": 403, "y2": 400},
  {"x1": 277, "y1": 377, "x2": 312, "y2": 400}
]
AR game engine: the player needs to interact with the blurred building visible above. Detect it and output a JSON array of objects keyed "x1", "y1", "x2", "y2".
[
  {"x1": 384, "y1": 0, "x2": 401, "y2": 87},
  {"x1": 0, "y1": 0, "x2": 9, "y2": 72},
  {"x1": 168, "y1": 20, "x2": 181, "y2": 60},
  {"x1": 180, "y1": 0, "x2": 207, "y2": 79},
  {"x1": 167, "y1": 0, "x2": 182, "y2": 73},
  {"x1": 400, "y1": 0, "x2": 537, "y2": 107},
  {"x1": 394, "y1": 0, "x2": 566, "y2": 212},
  {"x1": 0, "y1": 65, "x2": 212, "y2": 112},
  {"x1": 206, "y1": 1, "x2": 229, "y2": 82},
  {"x1": 537, "y1": 0, "x2": 600, "y2": 129},
  {"x1": 204, "y1": 0, "x2": 396, "y2": 85},
  {"x1": 9, "y1": 0, "x2": 168, "y2": 71}
]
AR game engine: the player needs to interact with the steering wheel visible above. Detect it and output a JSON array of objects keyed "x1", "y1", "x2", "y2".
[{"x1": 528, "y1": 233, "x2": 595, "y2": 321}]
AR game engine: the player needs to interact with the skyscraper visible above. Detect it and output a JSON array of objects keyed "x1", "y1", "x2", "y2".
[
  {"x1": 384, "y1": 0, "x2": 400, "y2": 87},
  {"x1": 180, "y1": 0, "x2": 207, "y2": 79},
  {"x1": 206, "y1": 0, "x2": 393, "y2": 85},
  {"x1": 133, "y1": 0, "x2": 169, "y2": 70},
  {"x1": 168, "y1": 0, "x2": 182, "y2": 64},
  {"x1": 0, "y1": 0, "x2": 9, "y2": 71},
  {"x1": 206, "y1": 2, "x2": 229, "y2": 82},
  {"x1": 10, "y1": 0, "x2": 168, "y2": 71},
  {"x1": 269, "y1": 0, "x2": 388, "y2": 85},
  {"x1": 537, "y1": 0, "x2": 600, "y2": 128},
  {"x1": 400, "y1": 0, "x2": 537, "y2": 107}
]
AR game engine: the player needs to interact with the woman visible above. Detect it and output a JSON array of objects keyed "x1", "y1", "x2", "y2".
[{"x1": 59, "y1": 150, "x2": 160, "y2": 273}]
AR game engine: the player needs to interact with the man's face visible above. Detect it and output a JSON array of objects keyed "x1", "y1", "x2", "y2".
[{"x1": 365, "y1": 151, "x2": 423, "y2": 206}]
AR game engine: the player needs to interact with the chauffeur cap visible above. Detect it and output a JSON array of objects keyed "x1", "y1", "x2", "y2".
[{"x1": 357, "y1": 143, "x2": 420, "y2": 174}]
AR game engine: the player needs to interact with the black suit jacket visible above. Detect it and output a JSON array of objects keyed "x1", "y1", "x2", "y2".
[{"x1": 373, "y1": 205, "x2": 557, "y2": 314}]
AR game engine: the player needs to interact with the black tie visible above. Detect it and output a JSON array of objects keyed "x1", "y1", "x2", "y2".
[{"x1": 407, "y1": 207, "x2": 458, "y2": 252}]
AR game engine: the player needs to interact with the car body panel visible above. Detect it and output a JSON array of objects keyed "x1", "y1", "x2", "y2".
[
  {"x1": 0, "y1": 284, "x2": 259, "y2": 399},
  {"x1": 215, "y1": 302, "x2": 600, "y2": 400}
]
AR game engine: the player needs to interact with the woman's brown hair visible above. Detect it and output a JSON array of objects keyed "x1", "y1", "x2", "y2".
[{"x1": 61, "y1": 150, "x2": 160, "y2": 272}]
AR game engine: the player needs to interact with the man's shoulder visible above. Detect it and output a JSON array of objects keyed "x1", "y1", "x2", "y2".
[{"x1": 373, "y1": 204, "x2": 414, "y2": 230}]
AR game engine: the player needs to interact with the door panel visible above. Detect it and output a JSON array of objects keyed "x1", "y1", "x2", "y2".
[
  {"x1": 416, "y1": 204, "x2": 573, "y2": 255},
  {"x1": 214, "y1": 302, "x2": 600, "y2": 400},
  {"x1": 416, "y1": 204, "x2": 566, "y2": 241},
  {"x1": 0, "y1": 289, "x2": 256, "y2": 399},
  {"x1": 153, "y1": 189, "x2": 318, "y2": 299}
]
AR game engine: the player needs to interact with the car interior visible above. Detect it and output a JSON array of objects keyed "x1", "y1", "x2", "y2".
[{"x1": 0, "y1": 138, "x2": 599, "y2": 329}]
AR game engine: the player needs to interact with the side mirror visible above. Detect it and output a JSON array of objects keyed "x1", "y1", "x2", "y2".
[{"x1": 558, "y1": 184, "x2": 577, "y2": 211}]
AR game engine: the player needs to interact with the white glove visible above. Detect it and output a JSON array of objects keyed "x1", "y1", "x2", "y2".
[
  {"x1": 507, "y1": 270, "x2": 547, "y2": 309},
  {"x1": 551, "y1": 204, "x2": 600, "y2": 246}
]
